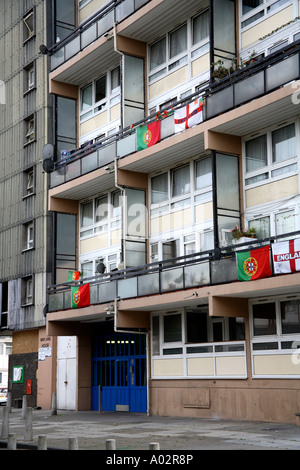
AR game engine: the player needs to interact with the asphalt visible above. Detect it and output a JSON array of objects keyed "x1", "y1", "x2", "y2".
[{"x1": 1, "y1": 407, "x2": 300, "y2": 454}]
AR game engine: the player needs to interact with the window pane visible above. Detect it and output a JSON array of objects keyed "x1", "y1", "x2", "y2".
[
  {"x1": 242, "y1": 0, "x2": 263, "y2": 15},
  {"x1": 246, "y1": 134, "x2": 267, "y2": 172},
  {"x1": 150, "y1": 37, "x2": 166, "y2": 70},
  {"x1": 112, "y1": 191, "x2": 121, "y2": 218},
  {"x1": 151, "y1": 173, "x2": 168, "y2": 203},
  {"x1": 186, "y1": 311, "x2": 208, "y2": 343},
  {"x1": 281, "y1": 300, "x2": 300, "y2": 334},
  {"x1": 252, "y1": 303, "x2": 276, "y2": 336},
  {"x1": 95, "y1": 196, "x2": 108, "y2": 223},
  {"x1": 111, "y1": 66, "x2": 120, "y2": 91},
  {"x1": 195, "y1": 157, "x2": 212, "y2": 190},
  {"x1": 81, "y1": 201, "x2": 93, "y2": 227},
  {"x1": 164, "y1": 314, "x2": 182, "y2": 342},
  {"x1": 275, "y1": 210, "x2": 295, "y2": 235},
  {"x1": 172, "y1": 165, "x2": 190, "y2": 197},
  {"x1": 170, "y1": 24, "x2": 187, "y2": 58},
  {"x1": 152, "y1": 316, "x2": 160, "y2": 355},
  {"x1": 81, "y1": 261, "x2": 93, "y2": 278},
  {"x1": 272, "y1": 124, "x2": 296, "y2": 163},
  {"x1": 81, "y1": 84, "x2": 92, "y2": 111},
  {"x1": 95, "y1": 75, "x2": 106, "y2": 102},
  {"x1": 193, "y1": 11, "x2": 209, "y2": 44},
  {"x1": 249, "y1": 216, "x2": 270, "y2": 238}
]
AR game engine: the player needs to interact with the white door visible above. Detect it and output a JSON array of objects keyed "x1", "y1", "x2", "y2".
[{"x1": 57, "y1": 336, "x2": 77, "y2": 410}]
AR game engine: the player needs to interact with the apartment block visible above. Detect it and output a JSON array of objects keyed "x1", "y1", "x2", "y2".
[{"x1": 3, "y1": 0, "x2": 300, "y2": 422}]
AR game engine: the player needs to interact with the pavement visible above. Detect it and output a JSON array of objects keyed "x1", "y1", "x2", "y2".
[{"x1": 1, "y1": 407, "x2": 300, "y2": 454}]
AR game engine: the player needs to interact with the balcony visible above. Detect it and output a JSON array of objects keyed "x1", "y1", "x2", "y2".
[
  {"x1": 47, "y1": 231, "x2": 300, "y2": 313},
  {"x1": 48, "y1": 40, "x2": 300, "y2": 197}
]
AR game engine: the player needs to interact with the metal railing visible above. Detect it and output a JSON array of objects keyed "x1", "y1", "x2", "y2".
[{"x1": 47, "y1": 231, "x2": 300, "y2": 313}]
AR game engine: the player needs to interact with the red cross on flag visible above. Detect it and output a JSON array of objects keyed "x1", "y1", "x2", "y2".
[
  {"x1": 174, "y1": 98, "x2": 203, "y2": 133},
  {"x1": 272, "y1": 239, "x2": 300, "y2": 274}
]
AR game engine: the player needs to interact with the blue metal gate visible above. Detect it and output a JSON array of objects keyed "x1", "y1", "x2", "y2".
[{"x1": 91, "y1": 333, "x2": 147, "y2": 412}]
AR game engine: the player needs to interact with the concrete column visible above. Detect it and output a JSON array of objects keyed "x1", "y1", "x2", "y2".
[
  {"x1": 1, "y1": 406, "x2": 9, "y2": 439},
  {"x1": 21, "y1": 395, "x2": 27, "y2": 419},
  {"x1": 24, "y1": 407, "x2": 33, "y2": 441},
  {"x1": 7, "y1": 433, "x2": 16, "y2": 450},
  {"x1": 38, "y1": 435, "x2": 47, "y2": 450}
]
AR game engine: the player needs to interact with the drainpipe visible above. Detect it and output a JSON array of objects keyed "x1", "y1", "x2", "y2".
[{"x1": 113, "y1": 298, "x2": 150, "y2": 416}]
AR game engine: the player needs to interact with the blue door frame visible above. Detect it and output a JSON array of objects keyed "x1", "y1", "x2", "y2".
[{"x1": 91, "y1": 333, "x2": 147, "y2": 412}]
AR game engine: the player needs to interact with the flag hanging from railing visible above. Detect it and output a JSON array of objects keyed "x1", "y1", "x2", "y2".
[
  {"x1": 68, "y1": 270, "x2": 80, "y2": 282},
  {"x1": 272, "y1": 239, "x2": 300, "y2": 274},
  {"x1": 136, "y1": 120, "x2": 161, "y2": 151},
  {"x1": 236, "y1": 245, "x2": 272, "y2": 281},
  {"x1": 71, "y1": 283, "x2": 90, "y2": 308},
  {"x1": 174, "y1": 98, "x2": 203, "y2": 133}
]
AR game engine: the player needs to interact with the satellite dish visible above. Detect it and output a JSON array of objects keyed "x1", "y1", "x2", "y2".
[
  {"x1": 42, "y1": 158, "x2": 55, "y2": 173},
  {"x1": 39, "y1": 44, "x2": 48, "y2": 55},
  {"x1": 42, "y1": 143, "x2": 54, "y2": 159},
  {"x1": 96, "y1": 263, "x2": 106, "y2": 274}
]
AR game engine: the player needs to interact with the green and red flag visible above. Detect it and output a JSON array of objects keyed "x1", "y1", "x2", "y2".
[
  {"x1": 136, "y1": 120, "x2": 160, "y2": 151},
  {"x1": 68, "y1": 270, "x2": 80, "y2": 282},
  {"x1": 236, "y1": 245, "x2": 272, "y2": 281},
  {"x1": 71, "y1": 283, "x2": 90, "y2": 308}
]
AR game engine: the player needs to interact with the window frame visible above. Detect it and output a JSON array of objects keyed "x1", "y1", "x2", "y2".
[
  {"x1": 23, "y1": 9, "x2": 35, "y2": 44},
  {"x1": 243, "y1": 120, "x2": 298, "y2": 190},
  {"x1": 21, "y1": 275, "x2": 34, "y2": 306},
  {"x1": 79, "y1": 66, "x2": 121, "y2": 123},
  {"x1": 240, "y1": 0, "x2": 293, "y2": 30},
  {"x1": 24, "y1": 115, "x2": 36, "y2": 146}
]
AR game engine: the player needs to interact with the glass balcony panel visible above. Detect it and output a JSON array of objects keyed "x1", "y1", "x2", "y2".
[
  {"x1": 135, "y1": 0, "x2": 149, "y2": 8},
  {"x1": 266, "y1": 54, "x2": 299, "y2": 92},
  {"x1": 118, "y1": 277, "x2": 138, "y2": 299},
  {"x1": 211, "y1": 257, "x2": 238, "y2": 284},
  {"x1": 64, "y1": 290, "x2": 71, "y2": 309},
  {"x1": 50, "y1": 169, "x2": 65, "y2": 187},
  {"x1": 234, "y1": 71, "x2": 264, "y2": 105},
  {"x1": 81, "y1": 23, "x2": 97, "y2": 49},
  {"x1": 184, "y1": 262, "x2": 210, "y2": 287},
  {"x1": 161, "y1": 115, "x2": 175, "y2": 139},
  {"x1": 65, "y1": 159, "x2": 81, "y2": 181},
  {"x1": 98, "y1": 142, "x2": 116, "y2": 168},
  {"x1": 99, "y1": 280, "x2": 117, "y2": 303},
  {"x1": 117, "y1": 133, "x2": 136, "y2": 158},
  {"x1": 97, "y1": 10, "x2": 114, "y2": 38},
  {"x1": 116, "y1": 0, "x2": 135, "y2": 23},
  {"x1": 51, "y1": 49, "x2": 65, "y2": 69},
  {"x1": 48, "y1": 293, "x2": 64, "y2": 312},
  {"x1": 65, "y1": 36, "x2": 80, "y2": 60},
  {"x1": 161, "y1": 267, "x2": 184, "y2": 292},
  {"x1": 82, "y1": 151, "x2": 98, "y2": 174},
  {"x1": 206, "y1": 87, "x2": 234, "y2": 118},
  {"x1": 90, "y1": 284, "x2": 99, "y2": 304},
  {"x1": 138, "y1": 272, "x2": 159, "y2": 295}
]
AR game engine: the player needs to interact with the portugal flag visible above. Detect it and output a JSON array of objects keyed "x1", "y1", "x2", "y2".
[
  {"x1": 71, "y1": 283, "x2": 90, "y2": 308},
  {"x1": 68, "y1": 270, "x2": 80, "y2": 282},
  {"x1": 136, "y1": 120, "x2": 160, "y2": 151},
  {"x1": 236, "y1": 245, "x2": 272, "y2": 281}
]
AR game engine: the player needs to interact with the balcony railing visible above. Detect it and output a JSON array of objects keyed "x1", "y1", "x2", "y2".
[
  {"x1": 49, "y1": 0, "x2": 151, "y2": 70},
  {"x1": 49, "y1": 40, "x2": 300, "y2": 190},
  {"x1": 47, "y1": 231, "x2": 300, "y2": 313}
]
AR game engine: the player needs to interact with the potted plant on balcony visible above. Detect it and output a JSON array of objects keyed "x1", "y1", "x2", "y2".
[{"x1": 231, "y1": 226, "x2": 256, "y2": 244}]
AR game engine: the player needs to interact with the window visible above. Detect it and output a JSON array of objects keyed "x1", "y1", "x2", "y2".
[
  {"x1": 163, "y1": 313, "x2": 182, "y2": 342},
  {"x1": 241, "y1": 0, "x2": 291, "y2": 29},
  {"x1": 24, "y1": 116, "x2": 35, "y2": 145},
  {"x1": 23, "y1": 62, "x2": 35, "y2": 94},
  {"x1": 244, "y1": 122, "x2": 297, "y2": 187},
  {"x1": 249, "y1": 216, "x2": 270, "y2": 238},
  {"x1": 80, "y1": 66, "x2": 120, "y2": 122},
  {"x1": 23, "y1": 221, "x2": 34, "y2": 251},
  {"x1": 23, "y1": 10, "x2": 34, "y2": 42},
  {"x1": 151, "y1": 173, "x2": 168, "y2": 204},
  {"x1": 171, "y1": 165, "x2": 190, "y2": 197},
  {"x1": 21, "y1": 276, "x2": 33, "y2": 306},
  {"x1": 195, "y1": 156, "x2": 212, "y2": 190},
  {"x1": 252, "y1": 303, "x2": 276, "y2": 336},
  {"x1": 275, "y1": 210, "x2": 295, "y2": 235},
  {"x1": 149, "y1": 11, "x2": 209, "y2": 83},
  {"x1": 281, "y1": 300, "x2": 300, "y2": 335},
  {"x1": 80, "y1": 191, "x2": 122, "y2": 238},
  {"x1": 23, "y1": 167, "x2": 34, "y2": 197}
]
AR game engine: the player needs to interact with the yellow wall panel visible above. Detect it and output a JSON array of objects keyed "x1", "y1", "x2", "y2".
[
  {"x1": 187, "y1": 357, "x2": 214, "y2": 376},
  {"x1": 192, "y1": 53, "x2": 210, "y2": 77},
  {"x1": 150, "y1": 208, "x2": 192, "y2": 235},
  {"x1": 80, "y1": 233, "x2": 108, "y2": 253},
  {"x1": 80, "y1": 111, "x2": 108, "y2": 137},
  {"x1": 245, "y1": 176, "x2": 298, "y2": 208},
  {"x1": 149, "y1": 67, "x2": 189, "y2": 101},
  {"x1": 153, "y1": 358, "x2": 184, "y2": 376},
  {"x1": 194, "y1": 201, "x2": 213, "y2": 223},
  {"x1": 253, "y1": 354, "x2": 300, "y2": 375},
  {"x1": 215, "y1": 356, "x2": 246, "y2": 376}
]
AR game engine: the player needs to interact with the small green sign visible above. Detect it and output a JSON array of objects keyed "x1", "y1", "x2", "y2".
[{"x1": 13, "y1": 366, "x2": 24, "y2": 383}]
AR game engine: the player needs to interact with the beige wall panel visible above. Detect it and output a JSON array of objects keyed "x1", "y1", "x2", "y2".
[
  {"x1": 192, "y1": 53, "x2": 210, "y2": 77},
  {"x1": 80, "y1": 233, "x2": 108, "y2": 253},
  {"x1": 215, "y1": 356, "x2": 246, "y2": 376},
  {"x1": 80, "y1": 111, "x2": 108, "y2": 137},
  {"x1": 253, "y1": 354, "x2": 300, "y2": 375},
  {"x1": 153, "y1": 358, "x2": 184, "y2": 376},
  {"x1": 79, "y1": 0, "x2": 107, "y2": 22},
  {"x1": 245, "y1": 176, "x2": 298, "y2": 207},
  {"x1": 111, "y1": 103, "x2": 121, "y2": 121},
  {"x1": 194, "y1": 202, "x2": 213, "y2": 223},
  {"x1": 149, "y1": 66, "x2": 189, "y2": 101},
  {"x1": 187, "y1": 357, "x2": 214, "y2": 376},
  {"x1": 150, "y1": 208, "x2": 192, "y2": 235},
  {"x1": 241, "y1": 6, "x2": 293, "y2": 49}
]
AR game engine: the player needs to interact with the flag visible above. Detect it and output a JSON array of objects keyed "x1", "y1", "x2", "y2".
[
  {"x1": 71, "y1": 283, "x2": 90, "y2": 308},
  {"x1": 174, "y1": 98, "x2": 203, "y2": 133},
  {"x1": 272, "y1": 239, "x2": 300, "y2": 274},
  {"x1": 136, "y1": 120, "x2": 160, "y2": 151},
  {"x1": 68, "y1": 270, "x2": 80, "y2": 282},
  {"x1": 236, "y1": 245, "x2": 272, "y2": 281}
]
